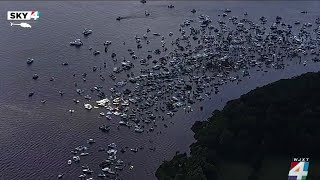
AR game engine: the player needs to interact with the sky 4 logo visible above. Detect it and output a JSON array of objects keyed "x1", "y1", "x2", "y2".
[
  {"x1": 288, "y1": 158, "x2": 309, "y2": 180},
  {"x1": 7, "y1": 11, "x2": 40, "y2": 20}
]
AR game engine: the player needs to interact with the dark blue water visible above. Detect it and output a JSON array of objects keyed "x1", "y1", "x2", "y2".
[{"x1": 0, "y1": 1, "x2": 319, "y2": 180}]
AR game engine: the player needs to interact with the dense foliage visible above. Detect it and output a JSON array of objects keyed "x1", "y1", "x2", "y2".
[{"x1": 156, "y1": 72, "x2": 320, "y2": 180}]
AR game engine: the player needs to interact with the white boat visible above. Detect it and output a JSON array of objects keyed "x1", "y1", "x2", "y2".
[
  {"x1": 130, "y1": 148, "x2": 138, "y2": 153},
  {"x1": 83, "y1": 28, "x2": 92, "y2": 36},
  {"x1": 84, "y1": 104, "x2": 92, "y2": 110},
  {"x1": 134, "y1": 128, "x2": 144, "y2": 133},
  {"x1": 104, "y1": 41, "x2": 112, "y2": 46},
  {"x1": 102, "y1": 167, "x2": 116, "y2": 175},
  {"x1": 70, "y1": 39, "x2": 83, "y2": 46},
  {"x1": 58, "y1": 174, "x2": 64, "y2": 179},
  {"x1": 82, "y1": 169, "x2": 94, "y2": 174},
  {"x1": 80, "y1": 152, "x2": 89, "y2": 156},
  {"x1": 96, "y1": 98, "x2": 109, "y2": 106},
  {"x1": 73, "y1": 156, "x2": 80, "y2": 162},
  {"x1": 97, "y1": 173, "x2": 106, "y2": 177},
  {"x1": 87, "y1": 139, "x2": 95, "y2": 144},
  {"x1": 108, "y1": 143, "x2": 117, "y2": 149},
  {"x1": 68, "y1": 160, "x2": 72, "y2": 165}
]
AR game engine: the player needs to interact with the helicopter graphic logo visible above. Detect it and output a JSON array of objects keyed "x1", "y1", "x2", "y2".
[
  {"x1": 7, "y1": 11, "x2": 39, "y2": 28},
  {"x1": 10, "y1": 22, "x2": 32, "y2": 28}
]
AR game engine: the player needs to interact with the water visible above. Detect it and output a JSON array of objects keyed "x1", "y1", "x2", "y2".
[{"x1": 0, "y1": 1, "x2": 319, "y2": 180}]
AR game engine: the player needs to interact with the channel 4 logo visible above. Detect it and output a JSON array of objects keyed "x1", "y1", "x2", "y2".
[
  {"x1": 7, "y1": 11, "x2": 40, "y2": 20},
  {"x1": 288, "y1": 158, "x2": 309, "y2": 180}
]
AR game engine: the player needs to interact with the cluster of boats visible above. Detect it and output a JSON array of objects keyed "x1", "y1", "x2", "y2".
[{"x1": 23, "y1": 4, "x2": 320, "y2": 179}]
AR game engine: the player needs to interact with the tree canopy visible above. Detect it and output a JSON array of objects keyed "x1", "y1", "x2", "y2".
[{"x1": 156, "y1": 72, "x2": 320, "y2": 180}]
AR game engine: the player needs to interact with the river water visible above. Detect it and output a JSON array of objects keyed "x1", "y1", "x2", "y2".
[{"x1": 0, "y1": 1, "x2": 319, "y2": 180}]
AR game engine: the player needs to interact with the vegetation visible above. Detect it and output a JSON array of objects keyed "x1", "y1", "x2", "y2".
[{"x1": 156, "y1": 72, "x2": 320, "y2": 180}]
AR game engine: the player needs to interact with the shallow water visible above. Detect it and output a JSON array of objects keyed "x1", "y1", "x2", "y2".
[{"x1": 0, "y1": 1, "x2": 319, "y2": 180}]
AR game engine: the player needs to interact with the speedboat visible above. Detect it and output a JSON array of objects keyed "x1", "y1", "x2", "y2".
[
  {"x1": 82, "y1": 169, "x2": 94, "y2": 174},
  {"x1": 119, "y1": 121, "x2": 126, "y2": 126},
  {"x1": 93, "y1": 50, "x2": 100, "y2": 56},
  {"x1": 130, "y1": 148, "x2": 138, "y2": 153},
  {"x1": 27, "y1": 58, "x2": 34, "y2": 65},
  {"x1": 82, "y1": 28, "x2": 92, "y2": 36},
  {"x1": 80, "y1": 152, "x2": 89, "y2": 156},
  {"x1": 84, "y1": 104, "x2": 92, "y2": 110},
  {"x1": 78, "y1": 174, "x2": 86, "y2": 179},
  {"x1": 87, "y1": 139, "x2": 96, "y2": 144},
  {"x1": 73, "y1": 156, "x2": 80, "y2": 162},
  {"x1": 115, "y1": 166, "x2": 123, "y2": 171},
  {"x1": 116, "y1": 16, "x2": 123, "y2": 21},
  {"x1": 168, "y1": 4, "x2": 174, "y2": 8},
  {"x1": 102, "y1": 167, "x2": 116, "y2": 175},
  {"x1": 32, "y1": 74, "x2": 39, "y2": 80},
  {"x1": 104, "y1": 41, "x2": 112, "y2": 46},
  {"x1": 134, "y1": 128, "x2": 144, "y2": 133},
  {"x1": 57, "y1": 174, "x2": 64, "y2": 179},
  {"x1": 108, "y1": 143, "x2": 117, "y2": 149},
  {"x1": 70, "y1": 39, "x2": 83, "y2": 46},
  {"x1": 106, "y1": 115, "x2": 112, "y2": 120},
  {"x1": 97, "y1": 173, "x2": 106, "y2": 177}
]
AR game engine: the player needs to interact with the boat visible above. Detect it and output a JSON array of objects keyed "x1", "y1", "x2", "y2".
[
  {"x1": 105, "y1": 115, "x2": 112, "y2": 120},
  {"x1": 57, "y1": 174, "x2": 64, "y2": 179},
  {"x1": 28, "y1": 92, "x2": 34, "y2": 97},
  {"x1": 102, "y1": 167, "x2": 116, "y2": 175},
  {"x1": 115, "y1": 166, "x2": 123, "y2": 171},
  {"x1": 153, "y1": 33, "x2": 160, "y2": 36},
  {"x1": 84, "y1": 104, "x2": 92, "y2": 110},
  {"x1": 224, "y1": 8, "x2": 231, "y2": 13},
  {"x1": 80, "y1": 152, "x2": 89, "y2": 156},
  {"x1": 108, "y1": 143, "x2": 117, "y2": 149},
  {"x1": 134, "y1": 128, "x2": 144, "y2": 133},
  {"x1": 82, "y1": 28, "x2": 92, "y2": 36},
  {"x1": 32, "y1": 74, "x2": 39, "y2": 80},
  {"x1": 78, "y1": 174, "x2": 86, "y2": 178},
  {"x1": 73, "y1": 156, "x2": 80, "y2": 162},
  {"x1": 82, "y1": 169, "x2": 94, "y2": 174},
  {"x1": 70, "y1": 39, "x2": 83, "y2": 46},
  {"x1": 116, "y1": 16, "x2": 123, "y2": 21},
  {"x1": 68, "y1": 160, "x2": 72, "y2": 165},
  {"x1": 99, "y1": 125, "x2": 110, "y2": 132},
  {"x1": 130, "y1": 148, "x2": 138, "y2": 153},
  {"x1": 87, "y1": 139, "x2": 96, "y2": 144},
  {"x1": 104, "y1": 41, "x2": 112, "y2": 46},
  {"x1": 97, "y1": 173, "x2": 106, "y2": 177},
  {"x1": 168, "y1": 4, "x2": 174, "y2": 8},
  {"x1": 119, "y1": 121, "x2": 127, "y2": 126},
  {"x1": 93, "y1": 50, "x2": 100, "y2": 56},
  {"x1": 27, "y1": 58, "x2": 34, "y2": 65}
]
